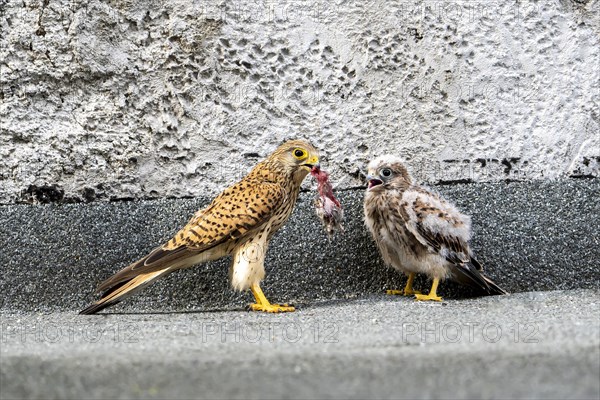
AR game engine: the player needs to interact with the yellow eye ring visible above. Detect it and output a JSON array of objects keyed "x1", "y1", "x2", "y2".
[{"x1": 293, "y1": 148, "x2": 307, "y2": 159}]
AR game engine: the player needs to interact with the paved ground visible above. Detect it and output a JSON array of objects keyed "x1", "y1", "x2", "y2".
[
  {"x1": 1, "y1": 180, "x2": 599, "y2": 398},
  {"x1": 1, "y1": 180, "x2": 599, "y2": 314},
  {"x1": 2, "y1": 290, "x2": 599, "y2": 399}
]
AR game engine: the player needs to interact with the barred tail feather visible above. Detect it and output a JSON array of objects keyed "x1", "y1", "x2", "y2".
[
  {"x1": 450, "y1": 258, "x2": 508, "y2": 296},
  {"x1": 79, "y1": 269, "x2": 171, "y2": 315},
  {"x1": 481, "y1": 274, "x2": 508, "y2": 296}
]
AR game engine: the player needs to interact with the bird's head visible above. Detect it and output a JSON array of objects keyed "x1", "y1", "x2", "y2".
[
  {"x1": 365, "y1": 155, "x2": 412, "y2": 191},
  {"x1": 269, "y1": 139, "x2": 320, "y2": 183}
]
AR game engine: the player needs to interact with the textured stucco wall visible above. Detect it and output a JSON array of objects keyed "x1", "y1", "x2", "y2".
[{"x1": 1, "y1": 0, "x2": 599, "y2": 204}]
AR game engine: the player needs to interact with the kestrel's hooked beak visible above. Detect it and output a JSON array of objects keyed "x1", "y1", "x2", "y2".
[
  {"x1": 366, "y1": 174, "x2": 383, "y2": 190},
  {"x1": 302, "y1": 155, "x2": 320, "y2": 171}
]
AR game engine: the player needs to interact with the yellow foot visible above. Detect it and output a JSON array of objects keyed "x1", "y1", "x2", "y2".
[
  {"x1": 386, "y1": 289, "x2": 422, "y2": 296},
  {"x1": 414, "y1": 293, "x2": 443, "y2": 302},
  {"x1": 249, "y1": 303, "x2": 295, "y2": 313}
]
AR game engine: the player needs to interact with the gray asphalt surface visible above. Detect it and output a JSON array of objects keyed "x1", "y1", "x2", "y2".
[
  {"x1": 1, "y1": 179, "x2": 599, "y2": 399},
  {"x1": 2, "y1": 290, "x2": 599, "y2": 399},
  {"x1": 1, "y1": 180, "x2": 598, "y2": 313}
]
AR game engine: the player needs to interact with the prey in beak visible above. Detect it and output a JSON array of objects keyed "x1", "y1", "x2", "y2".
[{"x1": 310, "y1": 165, "x2": 344, "y2": 238}]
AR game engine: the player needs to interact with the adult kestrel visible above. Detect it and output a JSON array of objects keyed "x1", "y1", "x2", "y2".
[
  {"x1": 363, "y1": 155, "x2": 507, "y2": 301},
  {"x1": 80, "y1": 140, "x2": 320, "y2": 314}
]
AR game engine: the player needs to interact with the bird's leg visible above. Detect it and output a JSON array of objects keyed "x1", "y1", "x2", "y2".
[
  {"x1": 386, "y1": 273, "x2": 422, "y2": 296},
  {"x1": 414, "y1": 278, "x2": 443, "y2": 302},
  {"x1": 403, "y1": 272, "x2": 422, "y2": 296},
  {"x1": 249, "y1": 283, "x2": 295, "y2": 313}
]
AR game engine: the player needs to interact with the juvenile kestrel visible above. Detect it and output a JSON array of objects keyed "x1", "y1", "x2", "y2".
[
  {"x1": 363, "y1": 155, "x2": 506, "y2": 301},
  {"x1": 80, "y1": 140, "x2": 320, "y2": 314}
]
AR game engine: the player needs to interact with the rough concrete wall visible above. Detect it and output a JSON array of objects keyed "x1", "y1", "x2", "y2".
[{"x1": 1, "y1": 0, "x2": 599, "y2": 204}]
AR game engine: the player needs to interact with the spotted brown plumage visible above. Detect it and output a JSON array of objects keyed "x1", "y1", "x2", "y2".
[
  {"x1": 363, "y1": 155, "x2": 507, "y2": 301},
  {"x1": 80, "y1": 139, "x2": 320, "y2": 314}
]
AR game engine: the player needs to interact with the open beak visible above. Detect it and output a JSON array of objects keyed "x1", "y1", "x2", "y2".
[
  {"x1": 303, "y1": 155, "x2": 320, "y2": 171},
  {"x1": 366, "y1": 175, "x2": 383, "y2": 190}
]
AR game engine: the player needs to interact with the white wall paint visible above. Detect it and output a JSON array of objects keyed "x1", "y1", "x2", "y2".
[{"x1": 1, "y1": 0, "x2": 598, "y2": 203}]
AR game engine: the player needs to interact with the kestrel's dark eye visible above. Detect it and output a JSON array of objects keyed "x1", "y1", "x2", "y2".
[
  {"x1": 293, "y1": 149, "x2": 306, "y2": 159},
  {"x1": 381, "y1": 168, "x2": 392, "y2": 178}
]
